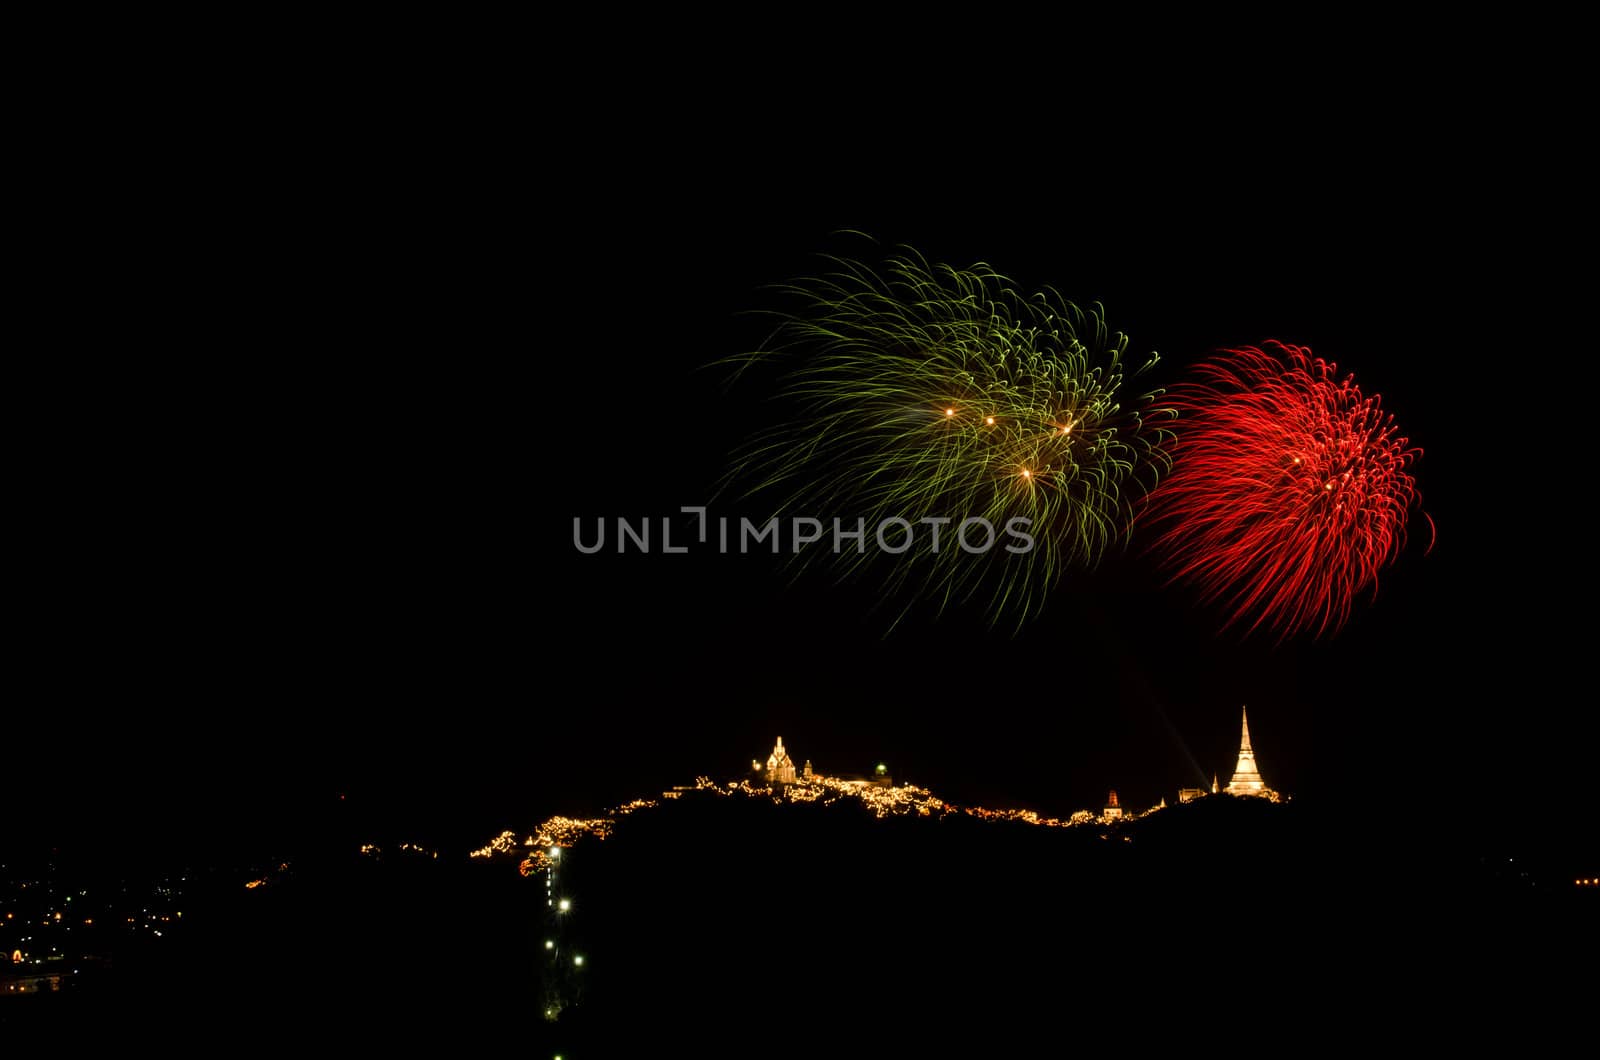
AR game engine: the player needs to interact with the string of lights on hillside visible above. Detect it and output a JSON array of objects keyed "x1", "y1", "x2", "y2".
[
  {"x1": 470, "y1": 714, "x2": 1282, "y2": 875},
  {"x1": 478, "y1": 759, "x2": 1171, "y2": 1025},
  {"x1": 471, "y1": 772, "x2": 1143, "y2": 877}
]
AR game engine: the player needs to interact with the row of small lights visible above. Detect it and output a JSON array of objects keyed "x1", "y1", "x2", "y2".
[
  {"x1": 547, "y1": 847, "x2": 583, "y2": 969},
  {"x1": 477, "y1": 771, "x2": 1176, "y2": 872},
  {"x1": 1576, "y1": 878, "x2": 1598, "y2": 887}
]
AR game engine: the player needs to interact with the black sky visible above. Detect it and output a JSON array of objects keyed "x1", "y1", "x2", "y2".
[{"x1": 12, "y1": 93, "x2": 1587, "y2": 869}]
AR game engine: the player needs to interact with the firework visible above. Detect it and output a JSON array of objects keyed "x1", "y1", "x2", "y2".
[
  {"x1": 724, "y1": 247, "x2": 1171, "y2": 629},
  {"x1": 1145, "y1": 340, "x2": 1429, "y2": 639}
]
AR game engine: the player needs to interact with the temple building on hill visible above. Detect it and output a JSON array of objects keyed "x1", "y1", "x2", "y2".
[
  {"x1": 766, "y1": 737, "x2": 797, "y2": 785},
  {"x1": 1102, "y1": 790, "x2": 1122, "y2": 820},
  {"x1": 1224, "y1": 707, "x2": 1279, "y2": 800}
]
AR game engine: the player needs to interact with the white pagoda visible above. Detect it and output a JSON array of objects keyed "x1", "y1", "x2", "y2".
[{"x1": 1224, "y1": 707, "x2": 1277, "y2": 799}]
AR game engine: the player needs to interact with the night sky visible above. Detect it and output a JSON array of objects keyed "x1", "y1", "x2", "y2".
[{"x1": 13, "y1": 100, "x2": 1586, "y2": 872}]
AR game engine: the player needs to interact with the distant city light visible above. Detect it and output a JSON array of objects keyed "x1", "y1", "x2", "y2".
[
  {"x1": 558, "y1": 899, "x2": 571, "y2": 912},
  {"x1": 573, "y1": 955, "x2": 584, "y2": 966},
  {"x1": 545, "y1": 940, "x2": 555, "y2": 949}
]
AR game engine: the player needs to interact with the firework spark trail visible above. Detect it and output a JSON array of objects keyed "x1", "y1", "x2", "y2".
[
  {"x1": 724, "y1": 247, "x2": 1172, "y2": 629},
  {"x1": 1145, "y1": 340, "x2": 1429, "y2": 640}
]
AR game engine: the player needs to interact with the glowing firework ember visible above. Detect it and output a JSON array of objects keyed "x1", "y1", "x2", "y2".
[
  {"x1": 725, "y1": 248, "x2": 1171, "y2": 629},
  {"x1": 1145, "y1": 341, "x2": 1430, "y2": 639}
]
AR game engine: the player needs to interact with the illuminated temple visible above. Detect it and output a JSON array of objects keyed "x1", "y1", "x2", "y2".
[
  {"x1": 766, "y1": 737, "x2": 797, "y2": 785},
  {"x1": 1224, "y1": 707, "x2": 1277, "y2": 799}
]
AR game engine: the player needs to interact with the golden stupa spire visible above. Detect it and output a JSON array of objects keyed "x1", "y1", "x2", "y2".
[{"x1": 1225, "y1": 706, "x2": 1266, "y2": 795}]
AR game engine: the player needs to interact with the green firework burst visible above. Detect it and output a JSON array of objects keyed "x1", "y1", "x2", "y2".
[{"x1": 724, "y1": 246, "x2": 1173, "y2": 630}]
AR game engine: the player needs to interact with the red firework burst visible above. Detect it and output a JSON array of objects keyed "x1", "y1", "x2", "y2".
[{"x1": 1146, "y1": 341, "x2": 1431, "y2": 639}]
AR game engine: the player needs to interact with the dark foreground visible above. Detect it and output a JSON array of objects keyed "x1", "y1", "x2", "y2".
[{"x1": 3, "y1": 795, "x2": 1589, "y2": 1051}]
